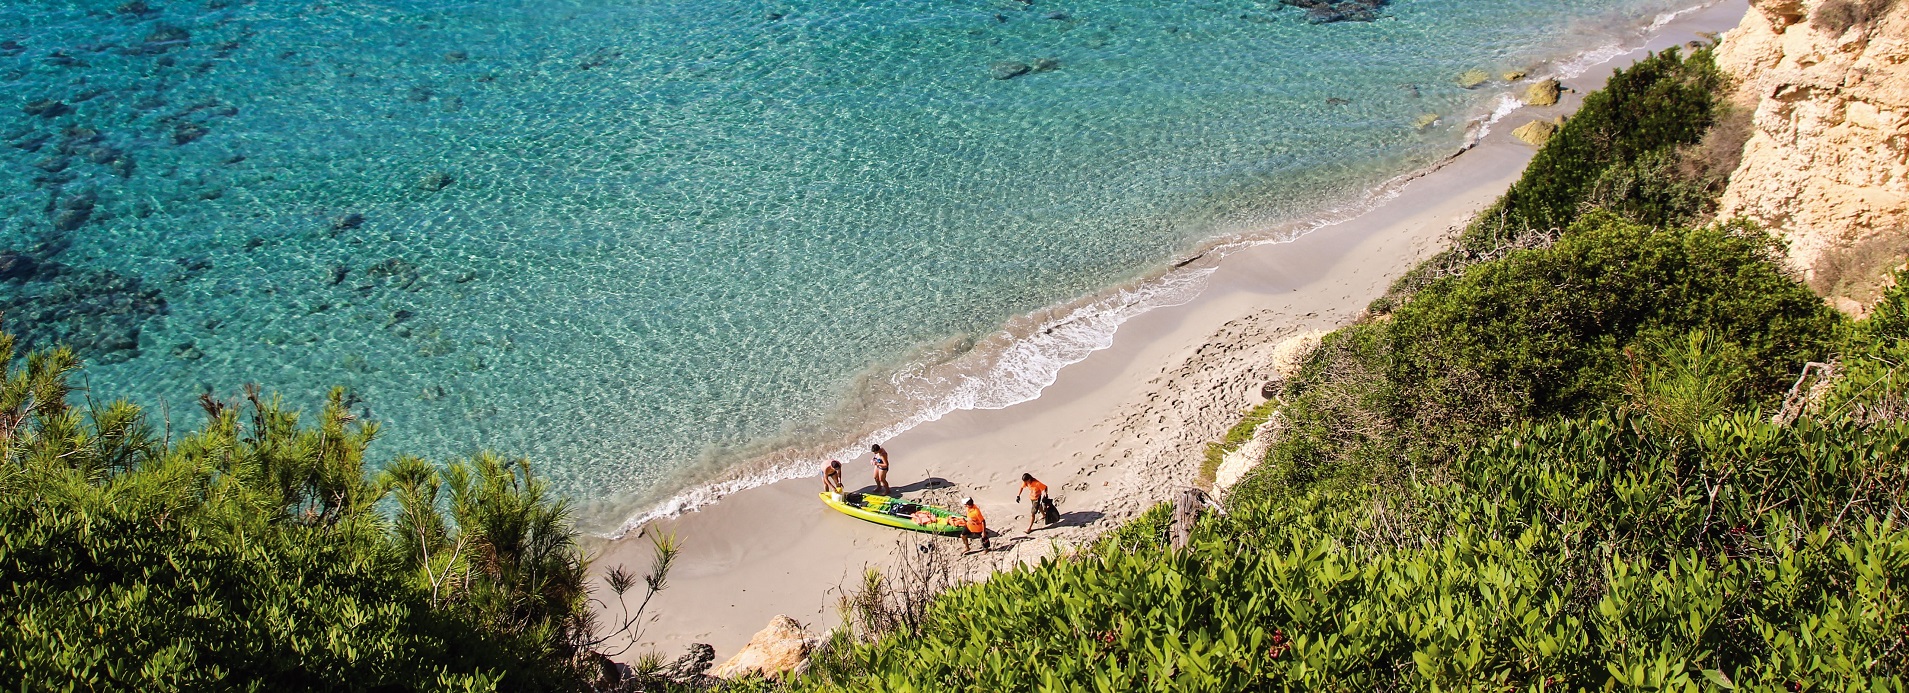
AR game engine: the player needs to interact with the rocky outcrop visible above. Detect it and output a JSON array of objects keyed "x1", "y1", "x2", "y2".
[
  {"x1": 1714, "y1": 0, "x2": 1909, "y2": 313},
  {"x1": 1512, "y1": 119, "x2": 1559, "y2": 146},
  {"x1": 711, "y1": 615, "x2": 818, "y2": 680},
  {"x1": 1523, "y1": 78, "x2": 1561, "y2": 107}
]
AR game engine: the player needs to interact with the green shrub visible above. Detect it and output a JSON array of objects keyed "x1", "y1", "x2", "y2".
[
  {"x1": 1479, "y1": 46, "x2": 1725, "y2": 243},
  {"x1": 1242, "y1": 214, "x2": 1840, "y2": 503},
  {"x1": 0, "y1": 333, "x2": 604, "y2": 692},
  {"x1": 792, "y1": 399, "x2": 1909, "y2": 692},
  {"x1": 1388, "y1": 47, "x2": 1728, "y2": 303}
]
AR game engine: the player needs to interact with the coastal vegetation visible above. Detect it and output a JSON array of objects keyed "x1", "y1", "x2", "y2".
[
  {"x1": 0, "y1": 336, "x2": 676, "y2": 690},
  {"x1": 6, "y1": 29, "x2": 1906, "y2": 693},
  {"x1": 757, "y1": 46, "x2": 1908, "y2": 691}
]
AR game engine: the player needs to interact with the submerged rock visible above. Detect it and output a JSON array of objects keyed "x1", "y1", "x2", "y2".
[
  {"x1": 578, "y1": 48, "x2": 621, "y2": 70},
  {"x1": 0, "y1": 251, "x2": 39, "y2": 282},
  {"x1": 1281, "y1": 0, "x2": 1388, "y2": 23},
  {"x1": 418, "y1": 171, "x2": 454, "y2": 191},
  {"x1": 52, "y1": 194, "x2": 95, "y2": 231},
  {"x1": 1512, "y1": 119, "x2": 1558, "y2": 146},
  {"x1": 991, "y1": 61, "x2": 1031, "y2": 80},
  {"x1": 1524, "y1": 78, "x2": 1561, "y2": 107},
  {"x1": 712, "y1": 615, "x2": 818, "y2": 680},
  {"x1": 23, "y1": 99, "x2": 70, "y2": 118},
  {"x1": 1456, "y1": 69, "x2": 1490, "y2": 89},
  {"x1": 172, "y1": 123, "x2": 208, "y2": 145},
  {"x1": 331, "y1": 212, "x2": 365, "y2": 231},
  {"x1": 1031, "y1": 57, "x2": 1061, "y2": 73},
  {"x1": 0, "y1": 261, "x2": 167, "y2": 363},
  {"x1": 1412, "y1": 113, "x2": 1439, "y2": 131}
]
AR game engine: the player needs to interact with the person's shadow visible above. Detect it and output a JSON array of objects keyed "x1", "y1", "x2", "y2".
[
  {"x1": 850, "y1": 477, "x2": 952, "y2": 496},
  {"x1": 1043, "y1": 510, "x2": 1105, "y2": 529}
]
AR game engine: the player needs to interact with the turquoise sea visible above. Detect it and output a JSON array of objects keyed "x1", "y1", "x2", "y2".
[{"x1": 2, "y1": 0, "x2": 1696, "y2": 530}]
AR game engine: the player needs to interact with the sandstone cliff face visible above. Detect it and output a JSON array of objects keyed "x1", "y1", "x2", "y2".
[{"x1": 1716, "y1": 0, "x2": 1909, "y2": 313}]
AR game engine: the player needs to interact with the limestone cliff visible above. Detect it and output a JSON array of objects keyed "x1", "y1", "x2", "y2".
[{"x1": 1715, "y1": 0, "x2": 1909, "y2": 313}]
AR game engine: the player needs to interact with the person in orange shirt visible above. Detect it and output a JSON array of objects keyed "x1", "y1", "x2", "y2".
[
  {"x1": 960, "y1": 497, "x2": 990, "y2": 554},
  {"x1": 1015, "y1": 473, "x2": 1049, "y2": 533}
]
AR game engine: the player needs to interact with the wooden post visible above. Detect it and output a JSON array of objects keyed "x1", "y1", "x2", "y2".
[{"x1": 1172, "y1": 488, "x2": 1210, "y2": 550}]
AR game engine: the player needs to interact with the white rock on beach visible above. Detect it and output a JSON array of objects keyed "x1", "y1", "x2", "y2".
[
  {"x1": 1214, "y1": 414, "x2": 1281, "y2": 492},
  {"x1": 1214, "y1": 330, "x2": 1325, "y2": 494},
  {"x1": 710, "y1": 615, "x2": 819, "y2": 680},
  {"x1": 1268, "y1": 329, "x2": 1326, "y2": 378}
]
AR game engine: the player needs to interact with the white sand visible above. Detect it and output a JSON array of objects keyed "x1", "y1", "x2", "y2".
[{"x1": 591, "y1": 0, "x2": 1751, "y2": 661}]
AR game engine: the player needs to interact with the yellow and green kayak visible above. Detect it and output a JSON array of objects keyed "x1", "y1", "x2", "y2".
[{"x1": 820, "y1": 492, "x2": 967, "y2": 535}]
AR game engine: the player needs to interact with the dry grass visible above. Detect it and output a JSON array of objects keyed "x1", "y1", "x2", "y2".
[
  {"x1": 1813, "y1": 0, "x2": 1897, "y2": 35},
  {"x1": 1810, "y1": 227, "x2": 1909, "y2": 310},
  {"x1": 1682, "y1": 100, "x2": 1754, "y2": 182},
  {"x1": 836, "y1": 539, "x2": 970, "y2": 641}
]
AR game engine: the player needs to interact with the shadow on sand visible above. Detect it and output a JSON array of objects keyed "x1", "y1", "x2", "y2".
[
  {"x1": 1044, "y1": 510, "x2": 1105, "y2": 529},
  {"x1": 849, "y1": 477, "x2": 953, "y2": 496}
]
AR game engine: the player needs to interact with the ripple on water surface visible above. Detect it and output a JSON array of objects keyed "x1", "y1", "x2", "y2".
[{"x1": 0, "y1": 0, "x2": 1695, "y2": 526}]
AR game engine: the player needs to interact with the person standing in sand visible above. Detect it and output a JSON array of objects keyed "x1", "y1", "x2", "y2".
[
  {"x1": 822, "y1": 459, "x2": 844, "y2": 494},
  {"x1": 1016, "y1": 472, "x2": 1049, "y2": 533},
  {"x1": 960, "y1": 497, "x2": 990, "y2": 554},
  {"x1": 870, "y1": 443, "x2": 892, "y2": 495}
]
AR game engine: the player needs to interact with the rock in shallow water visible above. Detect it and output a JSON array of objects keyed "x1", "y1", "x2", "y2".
[
  {"x1": 1512, "y1": 119, "x2": 1558, "y2": 146},
  {"x1": 22, "y1": 99, "x2": 70, "y2": 118},
  {"x1": 1281, "y1": 0, "x2": 1388, "y2": 23},
  {"x1": 1523, "y1": 78, "x2": 1560, "y2": 107},
  {"x1": 418, "y1": 171, "x2": 454, "y2": 191},
  {"x1": 0, "y1": 261, "x2": 166, "y2": 363},
  {"x1": 0, "y1": 251, "x2": 39, "y2": 282},
  {"x1": 172, "y1": 123, "x2": 208, "y2": 145},
  {"x1": 991, "y1": 61, "x2": 1031, "y2": 80}
]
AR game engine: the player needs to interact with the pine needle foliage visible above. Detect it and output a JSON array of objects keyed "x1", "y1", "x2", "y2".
[{"x1": 0, "y1": 337, "x2": 598, "y2": 692}]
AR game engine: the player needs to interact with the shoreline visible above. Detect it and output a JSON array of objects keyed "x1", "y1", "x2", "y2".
[
  {"x1": 592, "y1": 0, "x2": 1752, "y2": 661},
  {"x1": 591, "y1": 0, "x2": 1743, "y2": 538}
]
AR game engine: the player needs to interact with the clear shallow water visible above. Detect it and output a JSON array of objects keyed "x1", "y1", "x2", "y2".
[{"x1": 2, "y1": 0, "x2": 1690, "y2": 528}]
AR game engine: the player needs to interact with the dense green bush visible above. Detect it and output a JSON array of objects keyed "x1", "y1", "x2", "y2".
[
  {"x1": 793, "y1": 385, "x2": 1908, "y2": 691},
  {"x1": 0, "y1": 336, "x2": 603, "y2": 692},
  {"x1": 1236, "y1": 213, "x2": 1839, "y2": 501},
  {"x1": 1477, "y1": 46, "x2": 1725, "y2": 244},
  {"x1": 1385, "y1": 47, "x2": 1730, "y2": 306}
]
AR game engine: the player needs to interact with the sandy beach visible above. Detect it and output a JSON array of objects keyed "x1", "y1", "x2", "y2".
[{"x1": 593, "y1": 0, "x2": 1752, "y2": 662}]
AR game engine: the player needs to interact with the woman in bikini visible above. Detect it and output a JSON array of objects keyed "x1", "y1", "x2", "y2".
[{"x1": 871, "y1": 443, "x2": 892, "y2": 495}]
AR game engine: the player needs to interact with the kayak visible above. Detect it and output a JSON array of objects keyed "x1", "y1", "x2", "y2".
[{"x1": 820, "y1": 491, "x2": 967, "y2": 535}]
